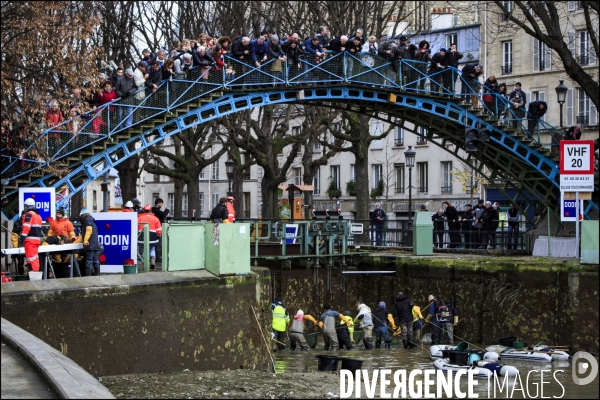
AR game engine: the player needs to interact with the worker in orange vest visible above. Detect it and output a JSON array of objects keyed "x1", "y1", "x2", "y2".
[
  {"x1": 20, "y1": 198, "x2": 43, "y2": 273},
  {"x1": 137, "y1": 204, "x2": 162, "y2": 269},
  {"x1": 226, "y1": 196, "x2": 236, "y2": 223}
]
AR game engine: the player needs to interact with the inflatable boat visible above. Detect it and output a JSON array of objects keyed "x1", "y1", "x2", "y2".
[
  {"x1": 433, "y1": 358, "x2": 519, "y2": 378},
  {"x1": 485, "y1": 344, "x2": 571, "y2": 362},
  {"x1": 429, "y1": 342, "x2": 472, "y2": 360}
]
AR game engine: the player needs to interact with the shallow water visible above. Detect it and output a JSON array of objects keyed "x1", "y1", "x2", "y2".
[
  {"x1": 275, "y1": 337, "x2": 599, "y2": 399},
  {"x1": 102, "y1": 337, "x2": 599, "y2": 399}
]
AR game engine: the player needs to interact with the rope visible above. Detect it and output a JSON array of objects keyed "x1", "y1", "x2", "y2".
[
  {"x1": 250, "y1": 305, "x2": 277, "y2": 374},
  {"x1": 422, "y1": 318, "x2": 485, "y2": 351}
]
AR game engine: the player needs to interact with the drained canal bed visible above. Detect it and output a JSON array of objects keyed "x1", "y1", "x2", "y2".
[{"x1": 102, "y1": 342, "x2": 599, "y2": 399}]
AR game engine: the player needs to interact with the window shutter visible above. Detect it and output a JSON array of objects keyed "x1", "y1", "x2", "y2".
[
  {"x1": 566, "y1": 88, "x2": 574, "y2": 127},
  {"x1": 568, "y1": 31, "x2": 575, "y2": 56},
  {"x1": 589, "y1": 38, "x2": 597, "y2": 64},
  {"x1": 544, "y1": 44, "x2": 552, "y2": 70},
  {"x1": 539, "y1": 91, "x2": 546, "y2": 121},
  {"x1": 533, "y1": 38, "x2": 539, "y2": 71},
  {"x1": 590, "y1": 104, "x2": 598, "y2": 126},
  {"x1": 568, "y1": 1, "x2": 576, "y2": 11}
]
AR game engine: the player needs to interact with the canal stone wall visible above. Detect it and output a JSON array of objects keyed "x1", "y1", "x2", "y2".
[
  {"x1": 0, "y1": 268, "x2": 272, "y2": 376},
  {"x1": 269, "y1": 256, "x2": 598, "y2": 354}
]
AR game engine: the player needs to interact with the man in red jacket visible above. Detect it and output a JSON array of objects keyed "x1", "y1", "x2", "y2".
[
  {"x1": 137, "y1": 204, "x2": 162, "y2": 269},
  {"x1": 226, "y1": 196, "x2": 236, "y2": 223},
  {"x1": 20, "y1": 198, "x2": 43, "y2": 273}
]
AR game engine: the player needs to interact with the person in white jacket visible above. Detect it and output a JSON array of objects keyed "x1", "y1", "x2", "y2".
[{"x1": 133, "y1": 61, "x2": 149, "y2": 101}]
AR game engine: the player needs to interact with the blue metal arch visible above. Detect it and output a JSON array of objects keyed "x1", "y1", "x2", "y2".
[{"x1": 11, "y1": 87, "x2": 558, "y2": 211}]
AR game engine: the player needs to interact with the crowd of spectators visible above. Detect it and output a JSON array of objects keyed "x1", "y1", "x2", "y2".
[{"x1": 0, "y1": 25, "x2": 588, "y2": 163}]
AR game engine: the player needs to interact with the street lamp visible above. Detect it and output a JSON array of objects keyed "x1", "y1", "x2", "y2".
[
  {"x1": 404, "y1": 146, "x2": 416, "y2": 220},
  {"x1": 555, "y1": 80, "x2": 568, "y2": 129},
  {"x1": 225, "y1": 158, "x2": 235, "y2": 196}
]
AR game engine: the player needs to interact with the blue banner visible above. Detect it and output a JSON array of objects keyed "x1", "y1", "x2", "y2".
[
  {"x1": 91, "y1": 212, "x2": 137, "y2": 273},
  {"x1": 20, "y1": 190, "x2": 54, "y2": 221}
]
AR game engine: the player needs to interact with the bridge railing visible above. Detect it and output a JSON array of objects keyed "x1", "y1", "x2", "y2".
[
  {"x1": 1, "y1": 64, "x2": 221, "y2": 183},
  {"x1": 3, "y1": 51, "x2": 565, "y2": 186}
]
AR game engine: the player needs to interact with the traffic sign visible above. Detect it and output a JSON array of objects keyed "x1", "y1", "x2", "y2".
[
  {"x1": 560, "y1": 140, "x2": 594, "y2": 174},
  {"x1": 560, "y1": 192, "x2": 583, "y2": 222}
]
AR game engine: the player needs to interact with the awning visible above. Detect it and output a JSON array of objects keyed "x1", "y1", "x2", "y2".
[{"x1": 278, "y1": 184, "x2": 315, "y2": 192}]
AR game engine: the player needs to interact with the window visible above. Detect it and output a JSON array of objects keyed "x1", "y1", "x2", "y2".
[
  {"x1": 243, "y1": 192, "x2": 251, "y2": 218},
  {"x1": 313, "y1": 135, "x2": 321, "y2": 152},
  {"x1": 182, "y1": 193, "x2": 188, "y2": 217},
  {"x1": 394, "y1": 126, "x2": 404, "y2": 146},
  {"x1": 241, "y1": 153, "x2": 250, "y2": 180},
  {"x1": 291, "y1": 126, "x2": 301, "y2": 136},
  {"x1": 395, "y1": 164, "x2": 405, "y2": 194},
  {"x1": 501, "y1": 41, "x2": 512, "y2": 75},
  {"x1": 92, "y1": 190, "x2": 97, "y2": 211},
  {"x1": 370, "y1": 120, "x2": 383, "y2": 149},
  {"x1": 330, "y1": 165, "x2": 340, "y2": 189},
  {"x1": 441, "y1": 162, "x2": 452, "y2": 193},
  {"x1": 293, "y1": 168, "x2": 302, "y2": 185},
  {"x1": 501, "y1": 1, "x2": 513, "y2": 21},
  {"x1": 566, "y1": 88, "x2": 574, "y2": 127},
  {"x1": 152, "y1": 193, "x2": 159, "y2": 203},
  {"x1": 350, "y1": 164, "x2": 355, "y2": 181},
  {"x1": 445, "y1": 34, "x2": 457, "y2": 50},
  {"x1": 331, "y1": 123, "x2": 341, "y2": 144},
  {"x1": 578, "y1": 31, "x2": 596, "y2": 66},
  {"x1": 372, "y1": 164, "x2": 382, "y2": 190},
  {"x1": 211, "y1": 193, "x2": 219, "y2": 209},
  {"x1": 197, "y1": 192, "x2": 204, "y2": 218},
  {"x1": 313, "y1": 168, "x2": 321, "y2": 194},
  {"x1": 168, "y1": 193, "x2": 174, "y2": 213},
  {"x1": 578, "y1": 89, "x2": 598, "y2": 126},
  {"x1": 212, "y1": 161, "x2": 219, "y2": 180},
  {"x1": 153, "y1": 174, "x2": 160, "y2": 182},
  {"x1": 568, "y1": 1, "x2": 584, "y2": 11},
  {"x1": 531, "y1": 91, "x2": 546, "y2": 121},
  {"x1": 416, "y1": 127, "x2": 427, "y2": 145},
  {"x1": 200, "y1": 168, "x2": 205, "y2": 180},
  {"x1": 417, "y1": 162, "x2": 428, "y2": 193},
  {"x1": 533, "y1": 39, "x2": 551, "y2": 71}
]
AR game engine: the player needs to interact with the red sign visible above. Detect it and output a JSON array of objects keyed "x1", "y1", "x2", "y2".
[{"x1": 560, "y1": 140, "x2": 594, "y2": 175}]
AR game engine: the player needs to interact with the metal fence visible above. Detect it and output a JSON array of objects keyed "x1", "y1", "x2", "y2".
[
  {"x1": 349, "y1": 218, "x2": 529, "y2": 251},
  {"x1": 2, "y1": 50, "x2": 564, "y2": 185}
]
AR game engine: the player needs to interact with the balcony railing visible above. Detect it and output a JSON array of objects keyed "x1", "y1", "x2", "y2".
[
  {"x1": 394, "y1": 139, "x2": 404, "y2": 146},
  {"x1": 501, "y1": 64, "x2": 512, "y2": 75},
  {"x1": 441, "y1": 185, "x2": 453, "y2": 193},
  {"x1": 578, "y1": 54, "x2": 589, "y2": 65},
  {"x1": 576, "y1": 115, "x2": 589, "y2": 125}
]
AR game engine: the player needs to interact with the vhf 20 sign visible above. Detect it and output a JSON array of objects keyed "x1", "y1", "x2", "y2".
[{"x1": 559, "y1": 140, "x2": 594, "y2": 192}]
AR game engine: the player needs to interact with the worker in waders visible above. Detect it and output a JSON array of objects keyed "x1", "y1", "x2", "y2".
[
  {"x1": 20, "y1": 198, "x2": 43, "y2": 274},
  {"x1": 373, "y1": 301, "x2": 399, "y2": 349},
  {"x1": 412, "y1": 305, "x2": 424, "y2": 345},
  {"x1": 337, "y1": 310, "x2": 355, "y2": 350},
  {"x1": 426, "y1": 295, "x2": 445, "y2": 345},
  {"x1": 394, "y1": 291, "x2": 416, "y2": 349},
  {"x1": 289, "y1": 310, "x2": 318, "y2": 351},
  {"x1": 271, "y1": 298, "x2": 290, "y2": 351},
  {"x1": 355, "y1": 300, "x2": 374, "y2": 350},
  {"x1": 319, "y1": 304, "x2": 352, "y2": 351}
]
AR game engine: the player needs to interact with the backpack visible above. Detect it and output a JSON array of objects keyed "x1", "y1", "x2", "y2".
[{"x1": 436, "y1": 300, "x2": 451, "y2": 322}]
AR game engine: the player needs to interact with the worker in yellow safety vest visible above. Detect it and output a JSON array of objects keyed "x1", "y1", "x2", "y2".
[{"x1": 271, "y1": 298, "x2": 290, "y2": 351}]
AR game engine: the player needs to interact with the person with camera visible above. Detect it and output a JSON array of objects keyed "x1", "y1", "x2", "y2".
[
  {"x1": 443, "y1": 43, "x2": 463, "y2": 94},
  {"x1": 192, "y1": 47, "x2": 215, "y2": 81}
]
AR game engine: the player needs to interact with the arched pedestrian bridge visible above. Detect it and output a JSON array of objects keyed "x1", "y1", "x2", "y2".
[{"x1": 1, "y1": 52, "x2": 596, "y2": 221}]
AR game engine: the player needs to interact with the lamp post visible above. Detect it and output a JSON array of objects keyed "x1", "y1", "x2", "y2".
[
  {"x1": 225, "y1": 158, "x2": 235, "y2": 196},
  {"x1": 555, "y1": 80, "x2": 568, "y2": 129},
  {"x1": 404, "y1": 146, "x2": 416, "y2": 220}
]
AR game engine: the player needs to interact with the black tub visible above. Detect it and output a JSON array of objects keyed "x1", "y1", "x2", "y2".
[
  {"x1": 316, "y1": 355, "x2": 341, "y2": 372},
  {"x1": 341, "y1": 358, "x2": 364, "y2": 375}
]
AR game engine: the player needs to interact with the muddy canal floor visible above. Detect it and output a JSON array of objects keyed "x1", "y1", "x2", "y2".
[{"x1": 102, "y1": 369, "x2": 341, "y2": 399}]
